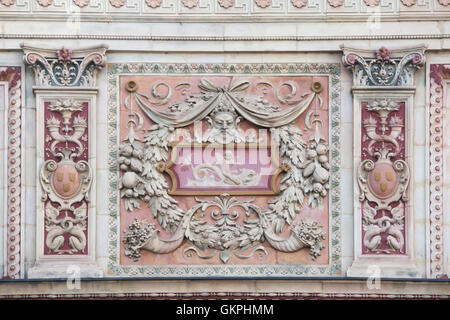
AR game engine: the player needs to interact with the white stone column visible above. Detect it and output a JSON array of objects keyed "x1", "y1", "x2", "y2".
[
  {"x1": 342, "y1": 45, "x2": 426, "y2": 278},
  {"x1": 22, "y1": 44, "x2": 107, "y2": 278}
]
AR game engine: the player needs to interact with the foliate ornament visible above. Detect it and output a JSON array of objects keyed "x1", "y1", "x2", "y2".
[
  {"x1": 438, "y1": 0, "x2": 450, "y2": 6},
  {"x1": 291, "y1": 0, "x2": 307, "y2": 8},
  {"x1": 400, "y1": 0, "x2": 417, "y2": 6},
  {"x1": 327, "y1": 0, "x2": 343, "y2": 7},
  {"x1": 429, "y1": 64, "x2": 448, "y2": 278},
  {"x1": 123, "y1": 195, "x2": 326, "y2": 263},
  {"x1": 218, "y1": 0, "x2": 233, "y2": 8},
  {"x1": 358, "y1": 99, "x2": 409, "y2": 254},
  {"x1": 73, "y1": 0, "x2": 90, "y2": 6},
  {"x1": 0, "y1": 66, "x2": 22, "y2": 279},
  {"x1": 40, "y1": 98, "x2": 92, "y2": 254},
  {"x1": 362, "y1": 201, "x2": 405, "y2": 253},
  {"x1": 342, "y1": 45, "x2": 426, "y2": 87},
  {"x1": 145, "y1": 0, "x2": 162, "y2": 8},
  {"x1": 0, "y1": 0, "x2": 15, "y2": 6},
  {"x1": 119, "y1": 77, "x2": 329, "y2": 262},
  {"x1": 22, "y1": 44, "x2": 107, "y2": 88},
  {"x1": 109, "y1": 0, "x2": 125, "y2": 7},
  {"x1": 363, "y1": 0, "x2": 380, "y2": 6},
  {"x1": 182, "y1": 0, "x2": 198, "y2": 8},
  {"x1": 254, "y1": 0, "x2": 271, "y2": 8}
]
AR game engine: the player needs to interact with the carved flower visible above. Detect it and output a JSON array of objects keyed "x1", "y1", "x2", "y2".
[
  {"x1": 254, "y1": 0, "x2": 271, "y2": 8},
  {"x1": 145, "y1": 0, "x2": 162, "y2": 8},
  {"x1": 182, "y1": 0, "x2": 199, "y2": 8},
  {"x1": 327, "y1": 0, "x2": 343, "y2": 7},
  {"x1": 400, "y1": 0, "x2": 416, "y2": 6},
  {"x1": 57, "y1": 47, "x2": 72, "y2": 62},
  {"x1": 438, "y1": 0, "x2": 450, "y2": 6},
  {"x1": 37, "y1": 0, "x2": 52, "y2": 6},
  {"x1": 109, "y1": 0, "x2": 125, "y2": 7},
  {"x1": 73, "y1": 0, "x2": 89, "y2": 7},
  {"x1": 0, "y1": 0, "x2": 16, "y2": 6},
  {"x1": 376, "y1": 46, "x2": 391, "y2": 62},
  {"x1": 218, "y1": 0, "x2": 233, "y2": 8},
  {"x1": 291, "y1": 0, "x2": 307, "y2": 8},
  {"x1": 363, "y1": 0, "x2": 380, "y2": 6}
]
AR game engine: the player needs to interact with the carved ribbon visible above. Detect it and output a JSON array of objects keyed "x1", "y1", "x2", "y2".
[{"x1": 133, "y1": 79, "x2": 317, "y2": 128}]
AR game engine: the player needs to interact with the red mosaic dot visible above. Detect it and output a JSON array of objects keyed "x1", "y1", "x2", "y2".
[
  {"x1": 10, "y1": 217, "x2": 15, "y2": 222},
  {"x1": 10, "y1": 266, "x2": 15, "y2": 271},
  {"x1": 10, "y1": 236, "x2": 15, "y2": 241},
  {"x1": 9, "y1": 246, "x2": 15, "y2": 251},
  {"x1": 10, "y1": 159, "x2": 15, "y2": 164},
  {"x1": 9, "y1": 255, "x2": 14, "y2": 261}
]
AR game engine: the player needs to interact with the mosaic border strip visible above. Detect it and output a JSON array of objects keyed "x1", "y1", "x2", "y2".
[{"x1": 107, "y1": 62, "x2": 342, "y2": 277}]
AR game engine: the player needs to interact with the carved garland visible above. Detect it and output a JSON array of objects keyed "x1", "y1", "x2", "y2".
[
  {"x1": 429, "y1": 64, "x2": 449, "y2": 278},
  {"x1": 0, "y1": 67, "x2": 22, "y2": 279},
  {"x1": 120, "y1": 78, "x2": 329, "y2": 263}
]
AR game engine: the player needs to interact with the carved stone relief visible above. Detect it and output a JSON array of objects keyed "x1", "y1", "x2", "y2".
[
  {"x1": 429, "y1": 64, "x2": 449, "y2": 278},
  {"x1": 41, "y1": 98, "x2": 91, "y2": 254},
  {"x1": 24, "y1": 45, "x2": 106, "y2": 278},
  {"x1": 107, "y1": 63, "x2": 342, "y2": 277},
  {"x1": 358, "y1": 99, "x2": 408, "y2": 254},
  {"x1": 0, "y1": 66, "x2": 22, "y2": 279}
]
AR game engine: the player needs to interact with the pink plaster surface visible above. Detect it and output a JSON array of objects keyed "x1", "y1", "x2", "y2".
[{"x1": 119, "y1": 75, "x2": 330, "y2": 266}]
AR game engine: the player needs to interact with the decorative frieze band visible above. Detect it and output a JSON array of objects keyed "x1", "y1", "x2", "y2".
[
  {"x1": 428, "y1": 64, "x2": 449, "y2": 279},
  {"x1": 344, "y1": 45, "x2": 424, "y2": 277},
  {"x1": 1, "y1": 0, "x2": 450, "y2": 21},
  {"x1": 0, "y1": 66, "x2": 22, "y2": 279}
]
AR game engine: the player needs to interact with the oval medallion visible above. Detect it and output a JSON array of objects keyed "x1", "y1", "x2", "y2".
[
  {"x1": 51, "y1": 163, "x2": 81, "y2": 199},
  {"x1": 367, "y1": 162, "x2": 399, "y2": 200}
]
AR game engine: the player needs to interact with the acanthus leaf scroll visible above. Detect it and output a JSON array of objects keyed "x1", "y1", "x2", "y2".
[{"x1": 119, "y1": 77, "x2": 330, "y2": 263}]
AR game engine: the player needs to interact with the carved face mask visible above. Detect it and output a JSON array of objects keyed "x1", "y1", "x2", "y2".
[{"x1": 212, "y1": 111, "x2": 236, "y2": 134}]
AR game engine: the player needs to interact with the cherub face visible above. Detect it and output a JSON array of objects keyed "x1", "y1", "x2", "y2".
[{"x1": 212, "y1": 111, "x2": 235, "y2": 134}]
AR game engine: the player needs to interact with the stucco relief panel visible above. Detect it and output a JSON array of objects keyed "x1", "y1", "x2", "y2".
[{"x1": 107, "y1": 63, "x2": 341, "y2": 277}]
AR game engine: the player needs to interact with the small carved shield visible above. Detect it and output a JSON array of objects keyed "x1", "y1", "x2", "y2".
[
  {"x1": 367, "y1": 162, "x2": 399, "y2": 200},
  {"x1": 51, "y1": 163, "x2": 81, "y2": 199}
]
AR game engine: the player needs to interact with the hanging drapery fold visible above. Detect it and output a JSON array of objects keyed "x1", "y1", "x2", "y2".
[{"x1": 133, "y1": 78, "x2": 317, "y2": 128}]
